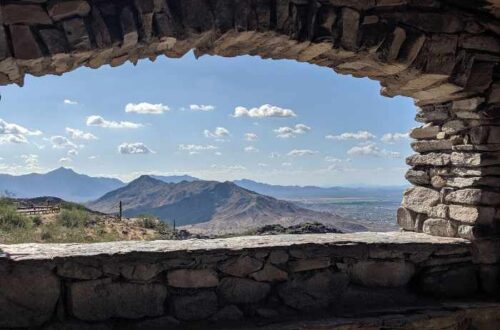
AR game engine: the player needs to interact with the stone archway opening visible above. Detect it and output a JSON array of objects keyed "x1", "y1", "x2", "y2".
[
  {"x1": 1, "y1": 0, "x2": 499, "y2": 243},
  {"x1": 0, "y1": 1, "x2": 500, "y2": 328}
]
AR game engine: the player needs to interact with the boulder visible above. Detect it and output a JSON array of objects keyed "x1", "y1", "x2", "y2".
[
  {"x1": 172, "y1": 291, "x2": 218, "y2": 321},
  {"x1": 217, "y1": 277, "x2": 270, "y2": 304},
  {"x1": 349, "y1": 261, "x2": 415, "y2": 287},
  {"x1": 250, "y1": 264, "x2": 288, "y2": 282},
  {"x1": 448, "y1": 205, "x2": 495, "y2": 225},
  {"x1": 69, "y1": 279, "x2": 167, "y2": 321},
  {"x1": 445, "y1": 189, "x2": 500, "y2": 206},
  {"x1": 268, "y1": 250, "x2": 289, "y2": 264},
  {"x1": 410, "y1": 124, "x2": 440, "y2": 139},
  {"x1": 0, "y1": 264, "x2": 60, "y2": 328},
  {"x1": 58, "y1": 260, "x2": 102, "y2": 280},
  {"x1": 48, "y1": 0, "x2": 91, "y2": 21},
  {"x1": 423, "y1": 218, "x2": 458, "y2": 237},
  {"x1": 167, "y1": 269, "x2": 219, "y2": 288}
]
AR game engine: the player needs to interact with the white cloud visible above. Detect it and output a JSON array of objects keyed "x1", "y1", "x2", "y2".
[
  {"x1": 282, "y1": 162, "x2": 292, "y2": 167},
  {"x1": 21, "y1": 154, "x2": 40, "y2": 170},
  {"x1": 125, "y1": 102, "x2": 170, "y2": 114},
  {"x1": 190, "y1": 104, "x2": 215, "y2": 112},
  {"x1": 118, "y1": 142, "x2": 155, "y2": 155},
  {"x1": 233, "y1": 104, "x2": 297, "y2": 118},
  {"x1": 179, "y1": 144, "x2": 218, "y2": 155},
  {"x1": 381, "y1": 132, "x2": 410, "y2": 143},
  {"x1": 258, "y1": 163, "x2": 268, "y2": 167},
  {"x1": 245, "y1": 133, "x2": 258, "y2": 141},
  {"x1": 88, "y1": 156, "x2": 98, "y2": 160},
  {"x1": 0, "y1": 118, "x2": 42, "y2": 144},
  {"x1": 274, "y1": 124, "x2": 311, "y2": 138},
  {"x1": 64, "y1": 99, "x2": 78, "y2": 105},
  {"x1": 287, "y1": 149, "x2": 318, "y2": 157},
  {"x1": 59, "y1": 157, "x2": 72, "y2": 164},
  {"x1": 68, "y1": 149, "x2": 79, "y2": 157},
  {"x1": 50, "y1": 136, "x2": 78, "y2": 149},
  {"x1": 86, "y1": 115, "x2": 143, "y2": 129},
  {"x1": 347, "y1": 143, "x2": 401, "y2": 158},
  {"x1": 326, "y1": 131, "x2": 376, "y2": 141},
  {"x1": 324, "y1": 156, "x2": 342, "y2": 163},
  {"x1": 66, "y1": 127, "x2": 97, "y2": 140},
  {"x1": 244, "y1": 146, "x2": 259, "y2": 153},
  {"x1": 204, "y1": 127, "x2": 230, "y2": 138}
]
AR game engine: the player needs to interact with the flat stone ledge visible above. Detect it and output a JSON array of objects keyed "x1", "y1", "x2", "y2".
[{"x1": 0, "y1": 232, "x2": 470, "y2": 261}]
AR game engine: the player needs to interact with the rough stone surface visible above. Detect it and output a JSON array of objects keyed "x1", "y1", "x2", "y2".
[
  {"x1": 167, "y1": 269, "x2": 219, "y2": 288},
  {"x1": 349, "y1": 261, "x2": 416, "y2": 287},
  {"x1": 402, "y1": 186, "x2": 440, "y2": 214},
  {"x1": 172, "y1": 291, "x2": 218, "y2": 321},
  {"x1": 0, "y1": 265, "x2": 60, "y2": 328},
  {"x1": 218, "y1": 256, "x2": 263, "y2": 277},
  {"x1": 217, "y1": 277, "x2": 271, "y2": 304},
  {"x1": 69, "y1": 279, "x2": 167, "y2": 321},
  {"x1": 423, "y1": 218, "x2": 458, "y2": 237},
  {"x1": 418, "y1": 265, "x2": 478, "y2": 297}
]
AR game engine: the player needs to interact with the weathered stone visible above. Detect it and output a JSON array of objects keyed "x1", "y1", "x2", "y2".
[
  {"x1": 402, "y1": 186, "x2": 440, "y2": 214},
  {"x1": 250, "y1": 264, "x2": 288, "y2": 282},
  {"x1": 480, "y1": 265, "x2": 500, "y2": 295},
  {"x1": 3, "y1": 4, "x2": 52, "y2": 25},
  {"x1": 410, "y1": 123, "x2": 440, "y2": 140},
  {"x1": 48, "y1": 0, "x2": 91, "y2": 21},
  {"x1": 341, "y1": 8, "x2": 360, "y2": 51},
  {"x1": 218, "y1": 255, "x2": 263, "y2": 277},
  {"x1": 278, "y1": 270, "x2": 348, "y2": 310},
  {"x1": 488, "y1": 83, "x2": 500, "y2": 104},
  {"x1": 289, "y1": 257, "x2": 331, "y2": 272},
  {"x1": 211, "y1": 305, "x2": 244, "y2": 322},
  {"x1": 397, "y1": 207, "x2": 427, "y2": 231},
  {"x1": 172, "y1": 291, "x2": 218, "y2": 321},
  {"x1": 406, "y1": 153, "x2": 451, "y2": 166},
  {"x1": 9, "y1": 25, "x2": 43, "y2": 60},
  {"x1": 69, "y1": 279, "x2": 167, "y2": 321},
  {"x1": 423, "y1": 218, "x2": 458, "y2": 237},
  {"x1": 268, "y1": 249, "x2": 289, "y2": 264},
  {"x1": 415, "y1": 109, "x2": 449, "y2": 123},
  {"x1": 62, "y1": 18, "x2": 92, "y2": 51},
  {"x1": 428, "y1": 204, "x2": 448, "y2": 219},
  {"x1": 458, "y1": 225, "x2": 476, "y2": 240},
  {"x1": 445, "y1": 189, "x2": 500, "y2": 206},
  {"x1": 120, "y1": 263, "x2": 162, "y2": 282},
  {"x1": 405, "y1": 169, "x2": 430, "y2": 185},
  {"x1": 411, "y1": 139, "x2": 455, "y2": 152},
  {"x1": 448, "y1": 205, "x2": 495, "y2": 225},
  {"x1": 473, "y1": 239, "x2": 500, "y2": 264},
  {"x1": 217, "y1": 277, "x2": 270, "y2": 304},
  {"x1": 431, "y1": 175, "x2": 447, "y2": 189},
  {"x1": 349, "y1": 261, "x2": 415, "y2": 287},
  {"x1": 120, "y1": 6, "x2": 139, "y2": 49},
  {"x1": 126, "y1": 316, "x2": 180, "y2": 330},
  {"x1": 459, "y1": 35, "x2": 500, "y2": 53},
  {"x1": 442, "y1": 120, "x2": 466, "y2": 134},
  {"x1": 58, "y1": 260, "x2": 102, "y2": 280},
  {"x1": 418, "y1": 265, "x2": 478, "y2": 297},
  {"x1": 167, "y1": 269, "x2": 219, "y2": 288},
  {"x1": 39, "y1": 29, "x2": 68, "y2": 55},
  {"x1": 0, "y1": 264, "x2": 60, "y2": 328}
]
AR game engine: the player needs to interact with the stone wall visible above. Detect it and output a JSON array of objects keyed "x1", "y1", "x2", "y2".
[{"x1": 0, "y1": 232, "x2": 497, "y2": 329}]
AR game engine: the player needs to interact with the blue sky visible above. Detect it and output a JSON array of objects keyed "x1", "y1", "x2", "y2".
[{"x1": 0, "y1": 52, "x2": 415, "y2": 186}]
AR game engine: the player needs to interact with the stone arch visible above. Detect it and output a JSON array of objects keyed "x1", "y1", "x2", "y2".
[{"x1": 0, "y1": 0, "x2": 500, "y2": 244}]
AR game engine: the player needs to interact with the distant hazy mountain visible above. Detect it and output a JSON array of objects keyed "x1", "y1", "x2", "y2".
[
  {"x1": 87, "y1": 176, "x2": 360, "y2": 235},
  {"x1": 150, "y1": 175, "x2": 199, "y2": 184},
  {"x1": 234, "y1": 179, "x2": 405, "y2": 199},
  {"x1": 0, "y1": 167, "x2": 125, "y2": 202}
]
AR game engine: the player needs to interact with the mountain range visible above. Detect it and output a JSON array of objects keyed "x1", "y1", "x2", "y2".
[
  {"x1": 0, "y1": 168, "x2": 404, "y2": 202},
  {"x1": 86, "y1": 175, "x2": 359, "y2": 235}
]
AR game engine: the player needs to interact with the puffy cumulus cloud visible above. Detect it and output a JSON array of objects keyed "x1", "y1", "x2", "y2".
[
  {"x1": 287, "y1": 149, "x2": 318, "y2": 157},
  {"x1": 0, "y1": 118, "x2": 42, "y2": 144},
  {"x1": 66, "y1": 127, "x2": 97, "y2": 140},
  {"x1": 125, "y1": 102, "x2": 170, "y2": 114},
  {"x1": 86, "y1": 115, "x2": 143, "y2": 129},
  {"x1": 179, "y1": 144, "x2": 218, "y2": 155},
  {"x1": 204, "y1": 127, "x2": 230, "y2": 138},
  {"x1": 274, "y1": 124, "x2": 311, "y2": 138},
  {"x1": 244, "y1": 146, "x2": 259, "y2": 153},
  {"x1": 324, "y1": 156, "x2": 342, "y2": 163},
  {"x1": 245, "y1": 133, "x2": 258, "y2": 141},
  {"x1": 347, "y1": 143, "x2": 401, "y2": 158},
  {"x1": 50, "y1": 136, "x2": 78, "y2": 149},
  {"x1": 59, "y1": 157, "x2": 72, "y2": 164},
  {"x1": 233, "y1": 104, "x2": 297, "y2": 118},
  {"x1": 118, "y1": 142, "x2": 155, "y2": 155},
  {"x1": 190, "y1": 104, "x2": 215, "y2": 112},
  {"x1": 64, "y1": 99, "x2": 78, "y2": 105},
  {"x1": 326, "y1": 131, "x2": 376, "y2": 141},
  {"x1": 381, "y1": 132, "x2": 410, "y2": 143}
]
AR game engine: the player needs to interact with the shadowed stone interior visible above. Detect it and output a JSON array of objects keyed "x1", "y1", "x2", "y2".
[
  {"x1": 2, "y1": 232, "x2": 499, "y2": 329},
  {"x1": 1, "y1": 0, "x2": 500, "y2": 328}
]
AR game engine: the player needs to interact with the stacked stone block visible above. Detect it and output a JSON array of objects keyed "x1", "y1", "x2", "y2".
[{"x1": 399, "y1": 93, "x2": 500, "y2": 241}]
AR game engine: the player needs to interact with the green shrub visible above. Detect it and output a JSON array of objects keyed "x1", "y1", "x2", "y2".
[
  {"x1": 0, "y1": 200, "x2": 33, "y2": 231},
  {"x1": 57, "y1": 208, "x2": 93, "y2": 228}
]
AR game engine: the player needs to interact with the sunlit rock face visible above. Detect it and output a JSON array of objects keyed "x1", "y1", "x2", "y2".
[{"x1": 2, "y1": 232, "x2": 498, "y2": 328}]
